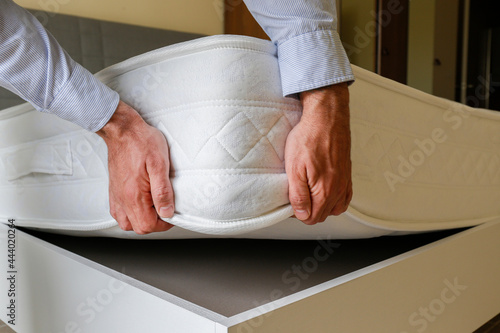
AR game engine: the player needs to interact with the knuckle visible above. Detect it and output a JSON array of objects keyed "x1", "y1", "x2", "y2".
[
  {"x1": 133, "y1": 218, "x2": 158, "y2": 235},
  {"x1": 336, "y1": 173, "x2": 351, "y2": 190},
  {"x1": 118, "y1": 222, "x2": 132, "y2": 231},
  {"x1": 302, "y1": 219, "x2": 317, "y2": 226},
  {"x1": 134, "y1": 225, "x2": 152, "y2": 235},
  {"x1": 315, "y1": 191, "x2": 330, "y2": 204},
  {"x1": 147, "y1": 146, "x2": 169, "y2": 168},
  {"x1": 124, "y1": 185, "x2": 138, "y2": 201},
  {"x1": 310, "y1": 212, "x2": 327, "y2": 224},
  {"x1": 153, "y1": 185, "x2": 173, "y2": 202},
  {"x1": 148, "y1": 155, "x2": 167, "y2": 172},
  {"x1": 109, "y1": 207, "x2": 117, "y2": 219},
  {"x1": 330, "y1": 209, "x2": 342, "y2": 216},
  {"x1": 110, "y1": 207, "x2": 127, "y2": 226},
  {"x1": 332, "y1": 204, "x2": 348, "y2": 216},
  {"x1": 347, "y1": 192, "x2": 353, "y2": 205},
  {"x1": 287, "y1": 163, "x2": 308, "y2": 181},
  {"x1": 290, "y1": 194, "x2": 309, "y2": 207}
]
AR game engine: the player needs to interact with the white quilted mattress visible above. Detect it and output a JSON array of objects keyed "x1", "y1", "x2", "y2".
[{"x1": 0, "y1": 35, "x2": 499, "y2": 239}]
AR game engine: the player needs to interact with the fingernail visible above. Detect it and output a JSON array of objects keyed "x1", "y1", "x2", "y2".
[
  {"x1": 159, "y1": 205, "x2": 174, "y2": 218},
  {"x1": 294, "y1": 209, "x2": 309, "y2": 220}
]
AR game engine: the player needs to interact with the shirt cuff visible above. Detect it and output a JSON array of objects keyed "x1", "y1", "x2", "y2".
[
  {"x1": 277, "y1": 29, "x2": 355, "y2": 96},
  {"x1": 44, "y1": 63, "x2": 119, "y2": 132}
]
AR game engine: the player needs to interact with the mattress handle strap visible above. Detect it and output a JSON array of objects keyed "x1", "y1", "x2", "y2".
[{"x1": 1, "y1": 140, "x2": 73, "y2": 181}]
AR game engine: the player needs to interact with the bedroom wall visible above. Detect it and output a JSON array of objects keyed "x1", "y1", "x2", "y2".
[
  {"x1": 407, "y1": 0, "x2": 436, "y2": 94},
  {"x1": 340, "y1": 0, "x2": 377, "y2": 72},
  {"x1": 15, "y1": 0, "x2": 223, "y2": 35}
]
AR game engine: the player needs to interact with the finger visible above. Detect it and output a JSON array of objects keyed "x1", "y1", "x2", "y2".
[
  {"x1": 306, "y1": 176, "x2": 340, "y2": 223},
  {"x1": 119, "y1": 215, "x2": 133, "y2": 231},
  {"x1": 330, "y1": 197, "x2": 347, "y2": 216},
  {"x1": 127, "y1": 182, "x2": 174, "y2": 234},
  {"x1": 126, "y1": 187, "x2": 165, "y2": 235},
  {"x1": 345, "y1": 179, "x2": 353, "y2": 207},
  {"x1": 117, "y1": 179, "x2": 149, "y2": 234},
  {"x1": 151, "y1": 176, "x2": 175, "y2": 219},
  {"x1": 115, "y1": 205, "x2": 133, "y2": 231},
  {"x1": 312, "y1": 192, "x2": 335, "y2": 223},
  {"x1": 330, "y1": 180, "x2": 352, "y2": 216},
  {"x1": 148, "y1": 138, "x2": 175, "y2": 219},
  {"x1": 109, "y1": 191, "x2": 117, "y2": 219},
  {"x1": 288, "y1": 171, "x2": 312, "y2": 223},
  {"x1": 134, "y1": 215, "x2": 175, "y2": 234},
  {"x1": 150, "y1": 176, "x2": 175, "y2": 220},
  {"x1": 155, "y1": 216, "x2": 175, "y2": 232},
  {"x1": 109, "y1": 192, "x2": 133, "y2": 231}
]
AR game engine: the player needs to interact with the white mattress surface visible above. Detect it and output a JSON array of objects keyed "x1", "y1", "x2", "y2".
[{"x1": 0, "y1": 35, "x2": 499, "y2": 239}]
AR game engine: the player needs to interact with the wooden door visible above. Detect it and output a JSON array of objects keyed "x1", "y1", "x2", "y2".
[
  {"x1": 224, "y1": 0, "x2": 268, "y2": 39},
  {"x1": 376, "y1": 0, "x2": 409, "y2": 84}
]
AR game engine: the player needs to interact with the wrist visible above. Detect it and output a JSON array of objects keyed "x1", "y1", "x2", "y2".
[
  {"x1": 96, "y1": 101, "x2": 144, "y2": 141},
  {"x1": 299, "y1": 83, "x2": 350, "y2": 125}
]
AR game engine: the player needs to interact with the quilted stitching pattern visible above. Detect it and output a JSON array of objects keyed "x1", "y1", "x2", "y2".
[
  {"x1": 352, "y1": 120, "x2": 500, "y2": 186},
  {"x1": 154, "y1": 103, "x2": 301, "y2": 171},
  {"x1": 216, "y1": 110, "x2": 293, "y2": 162},
  {"x1": 216, "y1": 112, "x2": 266, "y2": 162}
]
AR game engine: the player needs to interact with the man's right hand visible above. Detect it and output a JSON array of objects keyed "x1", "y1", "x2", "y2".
[
  {"x1": 97, "y1": 101, "x2": 175, "y2": 234},
  {"x1": 285, "y1": 83, "x2": 352, "y2": 224}
]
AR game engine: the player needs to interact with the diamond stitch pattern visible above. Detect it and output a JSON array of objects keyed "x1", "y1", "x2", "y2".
[{"x1": 216, "y1": 111, "x2": 263, "y2": 162}]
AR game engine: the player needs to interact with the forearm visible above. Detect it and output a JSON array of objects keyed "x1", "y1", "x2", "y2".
[
  {"x1": 0, "y1": 0, "x2": 118, "y2": 131},
  {"x1": 243, "y1": 0, "x2": 354, "y2": 95}
]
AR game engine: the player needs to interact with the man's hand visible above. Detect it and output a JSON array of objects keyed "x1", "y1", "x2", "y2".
[
  {"x1": 97, "y1": 101, "x2": 175, "y2": 234},
  {"x1": 285, "y1": 82, "x2": 352, "y2": 224}
]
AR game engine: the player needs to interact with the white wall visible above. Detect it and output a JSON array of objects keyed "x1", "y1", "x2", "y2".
[{"x1": 16, "y1": 0, "x2": 223, "y2": 35}]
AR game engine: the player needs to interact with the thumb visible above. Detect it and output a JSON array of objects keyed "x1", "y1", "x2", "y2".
[
  {"x1": 148, "y1": 145, "x2": 175, "y2": 219},
  {"x1": 288, "y1": 172, "x2": 312, "y2": 222},
  {"x1": 152, "y1": 177, "x2": 175, "y2": 219}
]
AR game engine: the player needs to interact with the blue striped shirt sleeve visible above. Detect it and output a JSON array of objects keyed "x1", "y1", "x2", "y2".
[
  {"x1": 243, "y1": 0, "x2": 355, "y2": 96},
  {"x1": 0, "y1": 0, "x2": 118, "y2": 132}
]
